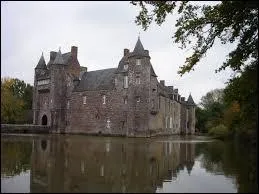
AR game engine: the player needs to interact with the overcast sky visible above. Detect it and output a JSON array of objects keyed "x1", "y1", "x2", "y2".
[{"x1": 1, "y1": 1, "x2": 235, "y2": 104}]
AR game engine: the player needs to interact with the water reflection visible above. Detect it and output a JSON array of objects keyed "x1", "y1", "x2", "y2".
[
  {"x1": 30, "y1": 136, "x2": 198, "y2": 193},
  {"x1": 1, "y1": 134, "x2": 257, "y2": 193}
]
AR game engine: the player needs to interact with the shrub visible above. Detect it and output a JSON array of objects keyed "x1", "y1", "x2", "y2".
[{"x1": 208, "y1": 124, "x2": 229, "y2": 138}]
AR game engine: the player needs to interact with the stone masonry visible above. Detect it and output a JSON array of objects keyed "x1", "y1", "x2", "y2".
[{"x1": 33, "y1": 37, "x2": 196, "y2": 136}]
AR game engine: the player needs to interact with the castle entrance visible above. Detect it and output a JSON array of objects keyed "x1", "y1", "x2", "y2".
[{"x1": 42, "y1": 115, "x2": 48, "y2": 125}]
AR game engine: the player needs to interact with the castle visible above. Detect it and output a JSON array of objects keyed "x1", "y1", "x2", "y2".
[{"x1": 33, "y1": 37, "x2": 196, "y2": 136}]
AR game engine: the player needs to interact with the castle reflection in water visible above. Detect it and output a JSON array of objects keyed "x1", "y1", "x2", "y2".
[{"x1": 30, "y1": 135, "x2": 195, "y2": 193}]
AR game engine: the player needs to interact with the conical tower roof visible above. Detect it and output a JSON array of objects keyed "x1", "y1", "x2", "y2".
[
  {"x1": 131, "y1": 36, "x2": 150, "y2": 58},
  {"x1": 53, "y1": 47, "x2": 65, "y2": 65},
  {"x1": 35, "y1": 53, "x2": 47, "y2": 69},
  {"x1": 187, "y1": 94, "x2": 195, "y2": 105},
  {"x1": 133, "y1": 36, "x2": 145, "y2": 54}
]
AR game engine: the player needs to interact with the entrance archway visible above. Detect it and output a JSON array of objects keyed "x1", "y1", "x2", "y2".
[{"x1": 42, "y1": 115, "x2": 48, "y2": 125}]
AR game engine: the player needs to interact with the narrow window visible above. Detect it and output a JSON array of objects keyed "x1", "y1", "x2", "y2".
[
  {"x1": 170, "y1": 117, "x2": 172, "y2": 128},
  {"x1": 103, "y1": 95, "x2": 106, "y2": 104},
  {"x1": 124, "y1": 76, "x2": 128, "y2": 88},
  {"x1": 136, "y1": 77, "x2": 140, "y2": 84},
  {"x1": 124, "y1": 97, "x2": 128, "y2": 104},
  {"x1": 165, "y1": 116, "x2": 168, "y2": 129},
  {"x1": 83, "y1": 96, "x2": 86, "y2": 104},
  {"x1": 106, "y1": 119, "x2": 111, "y2": 129},
  {"x1": 136, "y1": 59, "x2": 141, "y2": 66},
  {"x1": 114, "y1": 78, "x2": 118, "y2": 86},
  {"x1": 136, "y1": 97, "x2": 140, "y2": 103},
  {"x1": 67, "y1": 101, "x2": 70, "y2": 109},
  {"x1": 151, "y1": 99, "x2": 154, "y2": 109}
]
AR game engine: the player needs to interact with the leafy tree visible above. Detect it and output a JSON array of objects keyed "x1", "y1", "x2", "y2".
[
  {"x1": 131, "y1": 1, "x2": 258, "y2": 75},
  {"x1": 200, "y1": 88, "x2": 224, "y2": 109},
  {"x1": 1, "y1": 77, "x2": 33, "y2": 124},
  {"x1": 224, "y1": 62, "x2": 257, "y2": 139}
]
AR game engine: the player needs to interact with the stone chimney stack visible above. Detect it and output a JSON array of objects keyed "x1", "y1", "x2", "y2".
[
  {"x1": 181, "y1": 97, "x2": 185, "y2": 102},
  {"x1": 71, "y1": 46, "x2": 78, "y2": 59},
  {"x1": 144, "y1": 49, "x2": 149, "y2": 56},
  {"x1": 160, "y1": 80, "x2": 165, "y2": 86},
  {"x1": 168, "y1": 86, "x2": 174, "y2": 92},
  {"x1": 124, "y1": 48, "x2": 129, "y2": 56}
]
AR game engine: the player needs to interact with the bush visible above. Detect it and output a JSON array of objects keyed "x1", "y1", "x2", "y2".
[{"x1": 208, "y1": 124, "x2": 229, "y2": 138}]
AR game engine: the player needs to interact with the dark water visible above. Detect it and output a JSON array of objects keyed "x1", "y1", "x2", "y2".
[{"x1": 1, "y1": 134, "x2": 257, "y2": 193}]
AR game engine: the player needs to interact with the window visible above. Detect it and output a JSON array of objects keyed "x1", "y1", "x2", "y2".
[
  {"x1": 124, "y1": 97, "x2": 128, "y2": 104},
  {"x1": 136, "y1": 97, "x2": 140, "y2": 103},
  {"x1": 83, "y1": 96, "x2": 86, "y2": 104},
  {"x1": 165, "y1": 116, "x2": 168, "y2": 129},
  {"x1": 37, "y1": 79, "x2": 50, "y2": 86},
  {"x1": 114, "y1": 78, "x2": 118, "y2": 86},
  {"x1": 136, "y1": 77, "x2": 140, "y2": 84},
  {"x1": 103, "y1": 95, "x2": 106, "y2": 104},
  {"x1": 67, "y1": 101, "x2": 70, "y2": 109},
  {"x1": 124, "y1": 64, "x2": 128, "y2": 70},
  {"x1": 136, "y1": 59, "x2": 141, "y2": 66},
  {"x1": 124, "y1": 76, "x2": 128, "y2": 88},
  {"x1": 151, "y1": 99, "x2": 154, "y2": 109},
  {"x1": 106, "y1": 119, "x2": 111, "y2": 129},
  {"x1": 170, "y1": 117, "x2": 173, "y2": 128}
]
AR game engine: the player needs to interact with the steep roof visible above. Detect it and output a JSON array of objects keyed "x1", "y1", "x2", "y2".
[
  {"x1": 53, "y1": 48, "x2": 65, "y2": 65},
  {"x1": 35, "y1": 53, "x2": 47, "y2": 69},
  {"x1": 74, "y1": 68, "x2": 117, "y2": 91},
  {"x1": 130, "y1": 37, "x2": 149, "y2": 57},
  {"x1": 187, "y1": 94, "x2": 195, "y2": 105}
]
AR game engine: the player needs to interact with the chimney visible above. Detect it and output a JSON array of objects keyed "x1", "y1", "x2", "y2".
[
  {"x1": 160, "y1": 80, "x2": 165, "y2": 86},
  {"x1": 124, "y1": 48, "x2": 129, "y2": 56},
  {"x1": 174, "y1": 89, "x2": 178, "y2": 94},
  {"x1": 181, "y1": 97, "x2": 185, "y2": 102},
  {"x1": 168, "y1": 86, "x2": 174, "y2": 92},
  {"x1": 71, "y1": 46, "x2": 78, "y2": 59},
  {"x1": 50, "y1": 51, "x2": 57, "y2": 61},
  {"x1": 178, "y1": 95, "x2": 181, "y2": 101}
]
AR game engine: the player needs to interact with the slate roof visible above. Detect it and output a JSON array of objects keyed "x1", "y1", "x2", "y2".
[
  {"x1": 129, "y1": 37, "x2": 150, "y2": 58},
  {"x1": 35, "y1": 53, "x2": 47, "y2": 69},
  {"x1": 187, "y1": 94, "x2": 195, "y2": 105},
  {"x1": 74, "y1": 68, "x2": 117, "y2": 91},
  {"x1": 53, "y1": 48, "x2": 65, "y2": 65},
  {"x1": 47, "y1": 52, "x2": 72, "y2": 67}
]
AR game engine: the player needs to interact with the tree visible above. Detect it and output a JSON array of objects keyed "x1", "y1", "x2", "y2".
[
  {"x1": 200, "y1": 88, "x2": 224, "y2": 109},
  {"x1": 131, "y1": 1, "x2": 258, "y2": 75},
  {"x1": 1, "y1": 77, "x2": 33, "y2": 124}
]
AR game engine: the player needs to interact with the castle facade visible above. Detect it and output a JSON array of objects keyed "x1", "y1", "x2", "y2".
[{"x1": 33, "y1": 37, "x2": 196, "y2": 136}]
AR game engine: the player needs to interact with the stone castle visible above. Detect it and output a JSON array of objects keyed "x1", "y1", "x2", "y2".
[{"x1": 33, "y1": 37, "x2": 196, "y2": 136}]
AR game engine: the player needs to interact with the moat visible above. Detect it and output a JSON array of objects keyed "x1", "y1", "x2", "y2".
[{"x1": 1, "y1": 134, "x2": 257, "y2": 193}]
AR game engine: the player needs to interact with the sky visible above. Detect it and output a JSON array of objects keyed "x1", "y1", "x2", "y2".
[{"x1": 1, "y1": 1, "x2": 235, "y2": 104}]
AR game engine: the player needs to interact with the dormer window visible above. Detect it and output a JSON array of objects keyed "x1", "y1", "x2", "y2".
[
  {"x1": 124, "y1": 64, "x2": 128, "y2": 70},
  {"x1": 136, "y1": 59, "x2": 141, "y2": 66}
]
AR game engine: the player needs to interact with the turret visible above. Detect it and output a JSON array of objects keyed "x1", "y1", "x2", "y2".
[
  {"x1": 35, "y1": 52, "x2": 47, "y2": 69},
  {"x1": 53, "y1": 47, "x2": 65, "y2": 65}
]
